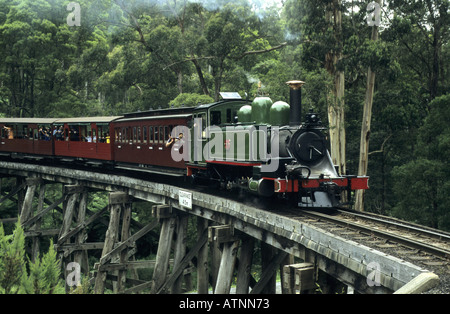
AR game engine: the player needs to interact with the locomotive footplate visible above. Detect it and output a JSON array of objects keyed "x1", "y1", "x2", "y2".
[
  {"x1": 270, "y1": 176, "x2": 368, "y2": 193},
  {"x1": 266, "y1": 175, "x2": 369, "y2": 208}
]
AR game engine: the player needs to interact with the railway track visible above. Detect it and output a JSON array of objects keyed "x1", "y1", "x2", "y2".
[
  {"x1": 280, "y1": 207, "x2": 450, "y2": 267},
  {"x1": 21, "y1": 161, "x2": 450, "y2": 266},
  {"x1": 174, "y1": 181, "x2": 450, "y2": 267}
]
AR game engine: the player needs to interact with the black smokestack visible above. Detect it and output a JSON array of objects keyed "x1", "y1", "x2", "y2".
[{"x1": 286, "y1": 80, "x2": 305, "y2": 126}]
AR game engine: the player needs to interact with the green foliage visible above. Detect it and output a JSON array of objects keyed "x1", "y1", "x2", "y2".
[
  {"x1": 25, "y1": 239, "x2": 63, "y2": 294},
  {"x1": 69, "y1": 276, "x2": 92, "y2": 294},
  {"x1": 0, "y1": 222, "x2": 63, "y2": 294},
  {"x1": 392, "y1": 95, "x2": 450, "y2": 230},
  {"x1": 0, "y1": 222, "x2": 27, "y2": 293},
  {"x1": 169, "y1": 93, "x2": 214, "y2": 108},
  {"x1": 0, "y1": 0, "x2": 449, "y2": 231}
]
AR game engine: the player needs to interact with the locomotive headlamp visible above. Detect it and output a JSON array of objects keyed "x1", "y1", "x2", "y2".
[{"x1": 305, "y1": 110, "x2": 322, "y2": 126}]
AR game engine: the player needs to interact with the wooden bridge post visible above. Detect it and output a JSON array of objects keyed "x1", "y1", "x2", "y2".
[
  {"x1": 31, "y1": 181, "x2": 47, "y2": 262},
  {"x1": 196, "y1": 217, "x2": 209, "y2": 294},
  {"x1": 172, "y1": 213, "x2": 188, "y2": 293},
  {"x1": 94, "y1": 191, "x2": 126, "y2": 294},
  {"x1": 279, "y1": 254, "x2": 295, "y2": 294},
  {"x1": 209, "y1": 225, "x2": 240, "y2": 294},
  {"x1": 117, "y1": 198, "x2": 132, "y2": 293},
  {"x1": 17, "y1": 177, "x2": 44, "y2": 262},
  {"x1": 282, "y1": 263, "x2": 316, "y2": 294},
  {"x1": 74, "y1": 190, "x2": 89, "y2": 275},
  {"x1": 235, "y1": 236, "x2": 255, "y2": 294},
  {"x1": 210, "y1": 225, "x2": 222, "y2": 291},
  {"x1": 59, "y1": 185, "x2": 84, "y2": 292},
  {"x1": 260, "y1": 242, "x2": 276, "y2": 294},
  {"x1": 150, "y1": 204, "x2": 176, "y2": 294},
  {"x1": 16, "y1": 177, "x2": 25, "y2": 216},
  {"x1": 19, "y1": 177, "x2": 41, "y2": 224}
]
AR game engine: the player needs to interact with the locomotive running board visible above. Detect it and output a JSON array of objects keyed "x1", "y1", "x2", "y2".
[{"x1": 115, "y1": 165, "x2": 185, "y2": 177}]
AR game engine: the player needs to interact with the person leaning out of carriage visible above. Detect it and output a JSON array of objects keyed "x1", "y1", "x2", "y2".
[{"x1": 165, "y1": 133, "x2": 183, "y2": 148}]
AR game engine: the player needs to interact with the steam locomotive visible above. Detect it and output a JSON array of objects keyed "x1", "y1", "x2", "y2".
[
  {"x1": 0, "y1": 80, "x2": 368, "y2": 208},
  {"x1": 185, "y1": 80, "x2": 368, "y2": 208}
]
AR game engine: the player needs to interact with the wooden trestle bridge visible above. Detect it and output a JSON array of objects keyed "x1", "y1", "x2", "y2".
[{"x1": 0, "y1": 161, "x2": 436, "y2": 294}]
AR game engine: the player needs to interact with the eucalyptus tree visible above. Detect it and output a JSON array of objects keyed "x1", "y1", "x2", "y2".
[
  {"x1": 284, "y1": 0, "x2": 347, "y2": 176},
  {"x1": 392, "y1": 94, "x2": 450, "y2": 230},
  {"x1": 387, "y1": 0, "x2": 449, "y2": 101}
]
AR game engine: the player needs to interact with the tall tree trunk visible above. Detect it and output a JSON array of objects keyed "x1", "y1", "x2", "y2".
[
  {"x1": 325, "y1": 0, "x2": 346, "y2": 177},
  {"x1": 213, "y1": 59, "x2": 224, "y2": 102},
  {"x1": 355, "y1": 1, "x2": 380, "y2": 211},
  {"x1": 177, "y1": 70, "x2": 183, "y2": 94},
  {"x1": 430, "y1": 24, "x2": 440, "y2": 101},
  {"x1": 191, "y1": 56, "x2": 210, "y2": 97}
]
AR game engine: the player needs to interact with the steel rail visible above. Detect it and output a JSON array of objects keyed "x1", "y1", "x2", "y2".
[
  {"x1": 298, "y1": 209, "x2": 450, "y2": 260},
  {"x1": 337, "y1": 208, "x2": 450, "y2": 242}
]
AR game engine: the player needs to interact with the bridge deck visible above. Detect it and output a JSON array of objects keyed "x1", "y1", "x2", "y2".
[{"x1": 0, "y1": 161, "x2": 431, "y2": 293}]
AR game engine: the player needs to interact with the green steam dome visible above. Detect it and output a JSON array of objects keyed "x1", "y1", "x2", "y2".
[
  {"x1": 251, "y1": 97, "x2": 273, "y2": 124},
  {"x1": 270, "y1": 101, "x2": 290, "y2": 126},
  {"x1": 237, "y1": 105, "x2": 252, "y2": 123}
]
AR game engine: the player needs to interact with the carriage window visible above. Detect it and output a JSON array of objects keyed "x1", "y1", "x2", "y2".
[
  {"x1": 93, "y1": 127, "x2": 98, "y2": 143},
  {"x1": 3, "y1": 125, "x2": 14, "y2": 139},
  {"x1": 68, "y1": 125, "x2": 80, "y2": 141},
  {"x1": 16, "y1": 125, "x2": 26, "y2": 139},
  {"x1": 143, "y1": 126, "x2": 147, "y2": 143},
  {"x1": 97, "y1": 126, "x2": 101, "y2": 142},
  {"x1": 98, "y1": 126, "x2": 106, "y2": 143},
  {"x1": 149, "y1": 126, "x2": 154, "y2": 144},
  {"x1": 79, "y1": 125, "x2": 88, "y2": 142},
  {"x1": 137, "y1": 127, "x2": 141, "y2": 143},
  {"x1": 159, "y1": 126, "x2": 164, "y2": 144}
]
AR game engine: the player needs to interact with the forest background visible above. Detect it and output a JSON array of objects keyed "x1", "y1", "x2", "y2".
[{"x1": 0, "y1": 0, "x2": 449, "y2": 231}]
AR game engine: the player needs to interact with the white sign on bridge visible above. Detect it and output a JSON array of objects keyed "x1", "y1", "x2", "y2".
[{"x1": 179, "y1": 190, "x2": 192, "y2": 209}]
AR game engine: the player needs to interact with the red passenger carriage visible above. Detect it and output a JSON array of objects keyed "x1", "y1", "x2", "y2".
[
  {"x1": 113, "y1": 108, "x2": 193, "y2": 174},
  {"x1": 53, "y1": 117, "x2": 122, "y2": 162},
  {"x1": 0, "y1": 118, "x2": 57, "y2": 158}
]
